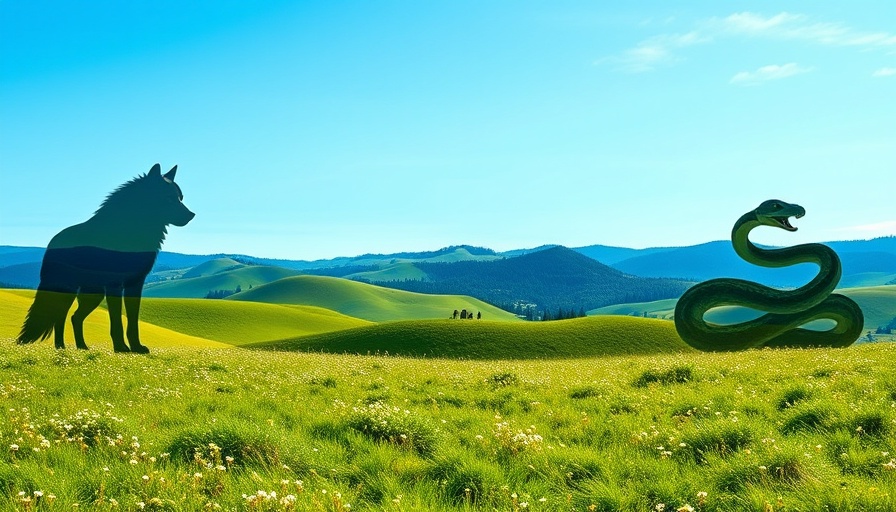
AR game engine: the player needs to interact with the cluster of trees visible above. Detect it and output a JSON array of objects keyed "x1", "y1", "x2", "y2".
[
  {"x1": 540, "y1": 306, "x2": 588, "y2": 321},
  {"x1": 205, "y1": 284, "x2": 248, "y2": 299},
  {"x1": 493, "y1": 302, "x2": 587, "y2": 321}
]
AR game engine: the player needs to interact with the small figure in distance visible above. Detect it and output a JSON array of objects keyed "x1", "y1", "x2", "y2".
[{"x1": 17, "y1": 164, "x2": 195, "y2": 353}]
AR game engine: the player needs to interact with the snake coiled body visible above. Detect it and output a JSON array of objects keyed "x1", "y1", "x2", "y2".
[{"x1": 674, "y1": 200, "x2": 864, "y2": 351}]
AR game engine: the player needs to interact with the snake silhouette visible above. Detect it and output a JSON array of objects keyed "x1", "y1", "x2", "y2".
[{"x1": 674, "y1": 199, "x2": 864, "y2": 351}]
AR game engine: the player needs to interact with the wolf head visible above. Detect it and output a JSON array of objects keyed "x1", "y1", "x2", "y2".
[{"x1": 148, "y1": 163, "x2": 195, "y2": 227}]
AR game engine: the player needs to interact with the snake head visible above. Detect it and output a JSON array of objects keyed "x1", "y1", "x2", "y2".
[{"x1": 755, "y1": 199, "x2": 805, "y2": 232}]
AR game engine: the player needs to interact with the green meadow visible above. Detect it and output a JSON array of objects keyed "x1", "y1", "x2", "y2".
[
  {"x1": 2, "y1": 282, "x2": 896, "y2": 511},
  {"x1": 5, "y1": 341, "x2": 896, "y2": 511}
]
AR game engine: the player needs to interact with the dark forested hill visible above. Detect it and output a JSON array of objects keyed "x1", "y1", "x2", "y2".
[{"x1": 364, "y1": 246, "x2": 691, "y2": 314}]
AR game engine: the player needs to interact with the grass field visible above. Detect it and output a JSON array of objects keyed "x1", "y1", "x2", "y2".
[
  {"x1": 254, "y1": 316, "x2": 692, "y2": 359},
  {"x1": 4, "y1": 340, "x2": 896, "y2": 511},
  {"x1": 229, "y1": 275, "x2": 519, "y2": 323}
]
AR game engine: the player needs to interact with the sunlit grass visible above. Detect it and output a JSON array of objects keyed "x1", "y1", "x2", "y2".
[{"x1": 3, "y1": 339, "x2": 896, "y2": 510}]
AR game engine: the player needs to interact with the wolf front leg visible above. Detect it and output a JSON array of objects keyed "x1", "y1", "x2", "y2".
[
  {"x1": 105, "y1": 288, "x2": 131, "y2": 353},
  {"x1": 124, "y1": 284, "x2": 149, "y2": 354}
]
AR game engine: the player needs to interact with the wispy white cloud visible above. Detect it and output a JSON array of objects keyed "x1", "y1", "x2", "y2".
[
  {"x1": 729, "y1": 63, "x2": 813, "y2": 86},
  {"x1": 717, "y1": 12, "x2": 805, "y2": 35},
  {"x1": 604, "y1": 11, "x2": 896, "y2": 74},
  {"x1": 608, "y1": 32, "x2": 708, "y2": 72},
  {"x1": 714, "y1": 11, "x2": 896, "y2": 48},
  {"x1": 873, "y1": 67, "x2": 896, "y2": 77}
]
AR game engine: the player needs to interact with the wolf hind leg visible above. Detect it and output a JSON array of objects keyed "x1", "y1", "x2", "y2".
[
  {"x1": 105, "y1": 288, "x2": 130, "y2": 353},
  {"x1": 72, "y1": 289, "x2": 104, "y2": 350}
]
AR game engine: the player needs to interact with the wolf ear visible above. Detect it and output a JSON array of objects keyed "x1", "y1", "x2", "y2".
[
  {"x1": 149, "y1": 163, "x2": 162, "y2": 177},
  {"x1": 164, "y1": 165, "x2": 178, "y2": 181}
]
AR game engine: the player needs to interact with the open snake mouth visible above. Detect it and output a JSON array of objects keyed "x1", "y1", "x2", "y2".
[{"x1": 774, "y1": 212, "x2": 803, "y2": 232}]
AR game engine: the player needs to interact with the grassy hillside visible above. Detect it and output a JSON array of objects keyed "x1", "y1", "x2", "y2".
[
  {"x1": 137, "y1": 298, "x2": 371, "y2": 345},
  {"x1": 346, "y1": 262, "x2": 429, "y2": 282},
  {"x1": 424, "y1": 247, "x2": 502, "y2": 263},
  {"x1": 0, "y1": 261, "x2": 40, "y2": 289},
  {"x1": 840, "y1": 272, "x2": 896, "y2": 289},
  {"x1": 229, "y1": 275, "x2": 519, "y2": 322},
  {"x1": 0, "y1": 289, "x2": 229, "y2": 349},
  {"x1": 253, "y1": 316, "x2": 693, "y2": 358},
  {"x1": 5, "y1": 340, "x2": 896, "y2": 510},
  {"x1": 181, "y1": 257, "x2": 244, "y2": 278},
  {"x1": 589, "y1": 285, "x2": 896, "y2": 330},
  {"x1": 843, "y1": 285, "x2": 896, "y2": 329},
  {"x1": 143, "y1": 265, "x2": 298, "y2": 298},
  {"x1": 589, "y1": 298, "x2": 678, "y2": 319}
]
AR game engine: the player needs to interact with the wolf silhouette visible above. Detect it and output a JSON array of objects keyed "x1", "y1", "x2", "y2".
[{"x1": 17, "y1": 164, "x2": 195, "y2": 353}]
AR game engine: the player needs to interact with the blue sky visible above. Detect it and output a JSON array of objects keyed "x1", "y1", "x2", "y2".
[{"x1": 1, "y1": 1, "x2": 894, "y2": 260}]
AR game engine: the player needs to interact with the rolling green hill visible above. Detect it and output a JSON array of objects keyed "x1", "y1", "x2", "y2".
[
  {"x1": 0, "y1": 289, "x2": 230, "y2": 349},
  {"x1": 588, "y1": 298, "x2": 678, "y2": 319},
  {"x1": 228, "y1": 275, "x2": 519, "y2": 322},
  {"x1": 251, "y1": 315, "x2": 693, "y2": 358},
  {"x1": 181, "y1": 257, "x2": 245, "y2": 278},
  {"x1": 840, "y1": 272, "x2": 896, "y2": 289},
  {"x1": 842, "y1": 285, "x2": 896, "y2": 329},
  {"x1": 1, "y1": 289, "x2": 370, "y2": 347},
  {"x1": 589, "y1": 285, "x2": 896, "y2": 330},
  {"x1": 136, "y1": 298, "x2": 372, "y2": 345},
  {"x1": 143, "y1": 264, "x2": 298, "y2": 298},
  {"x1": 345, "y1": 262, "x2": 429, "y2": 282}
]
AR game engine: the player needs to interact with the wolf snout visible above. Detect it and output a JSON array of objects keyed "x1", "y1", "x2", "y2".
[{"x1": 172, "y1": 208, "x2": 195, "y2": 227}]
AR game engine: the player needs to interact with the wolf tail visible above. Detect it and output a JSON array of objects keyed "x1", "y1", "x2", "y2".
[{"x1": 17, "y1": 289, "x2": 72, "y2": 344}]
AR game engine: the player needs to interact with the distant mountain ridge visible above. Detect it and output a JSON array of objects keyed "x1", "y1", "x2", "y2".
[
  {"x1": 2, "y1": 236, "x2": 894, "y2": 294},
  {"x1": 609, "y1": 236, "x2": 896, "y2": 288},
  {"x1": 364, "y1": 246, "x2": 692, "y2": 313}
]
